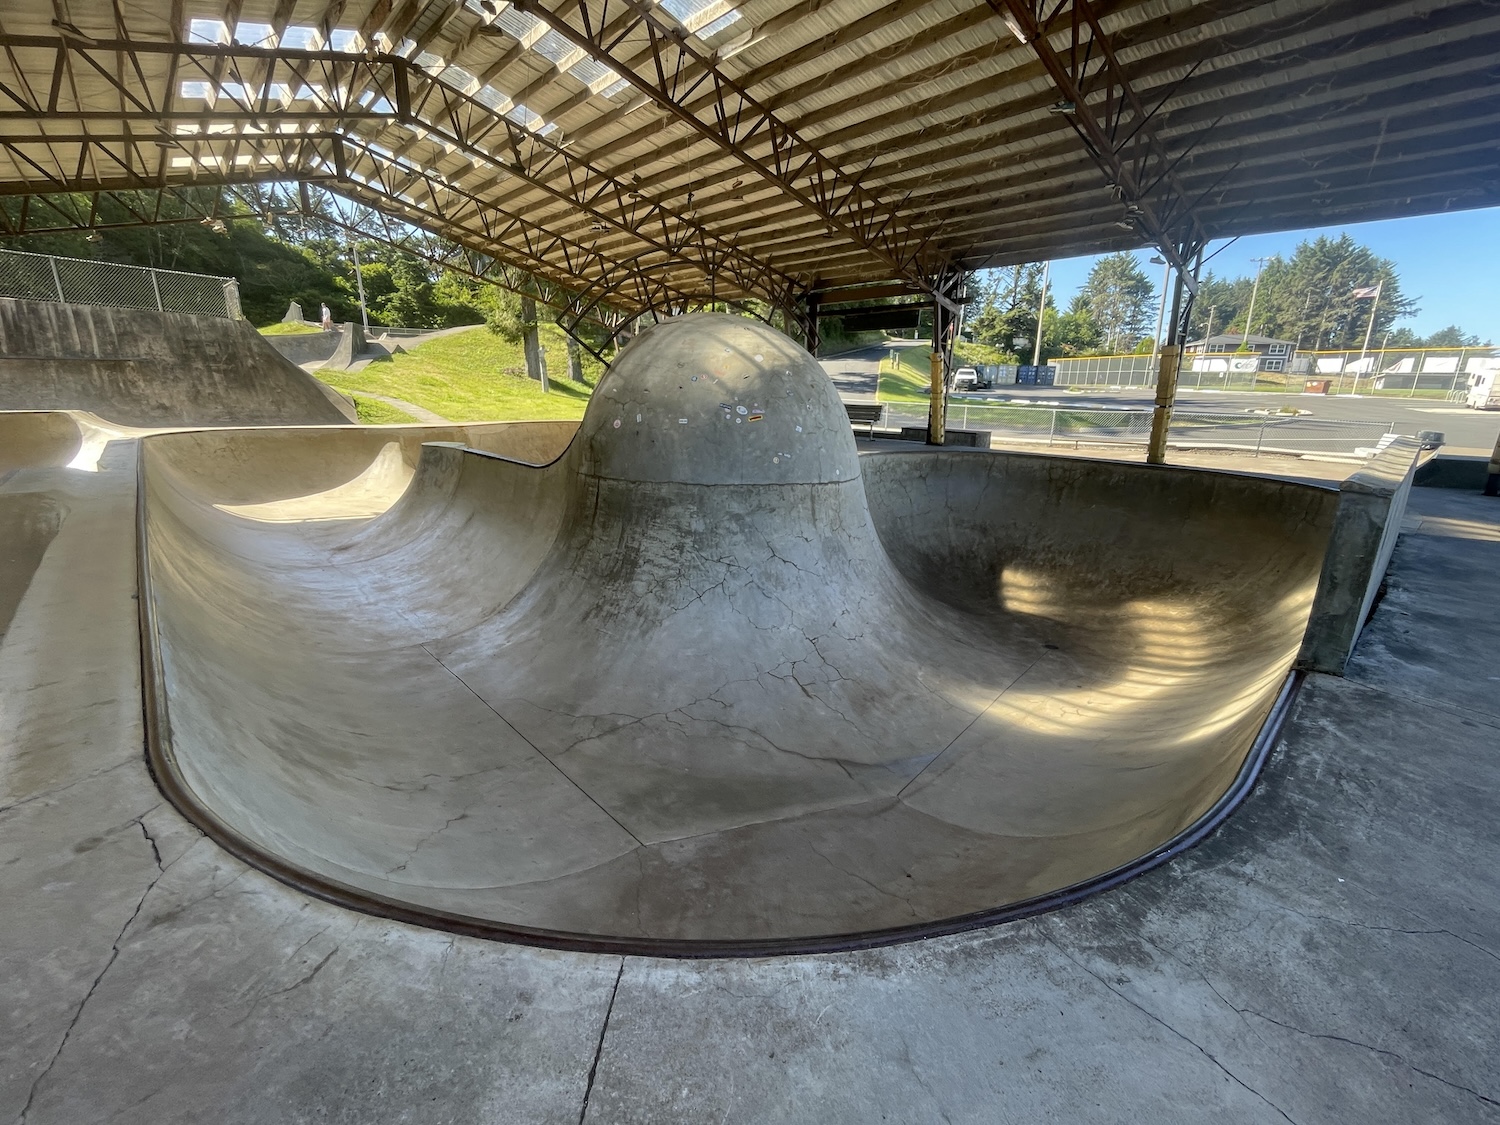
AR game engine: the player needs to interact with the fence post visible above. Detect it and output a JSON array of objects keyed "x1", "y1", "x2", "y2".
[
  {"x1": 48, "y1": 255, "x2": 63, "y2": 302},
  {"x1": 151, "y1": 269, "x2": 163, "y2": 311},
  {"x1": 1048, "y1": 409, "x2": 1057, "y2": 447},
  {"x1": 1254, "y1": 420, "x2": 1267, "y2": 457},
  {"x1": 223, "y1": 278, "x2": 241, "y2": 319}
]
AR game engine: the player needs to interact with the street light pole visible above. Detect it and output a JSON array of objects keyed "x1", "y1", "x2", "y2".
[
  {"x1": 1031, "y1": 260, "x2": 1051, "y2": 369},
  {"x1": 1149, "y1": 254, "x2": 1169, "y2": 368},
  {"x1": 349, "y1": 238, "x2": 370, "y2": 331},
  {"x1": 1198, "y1": 304, "x2": 1216, "y2": 388}
]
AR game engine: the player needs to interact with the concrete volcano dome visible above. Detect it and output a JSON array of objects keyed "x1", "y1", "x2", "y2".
[{"x1": 577, "y1": 312, "x2": 860, "y2": 486}]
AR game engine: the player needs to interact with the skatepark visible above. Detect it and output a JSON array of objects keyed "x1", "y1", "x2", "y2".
[
  {"x1": 3, "y1": 0, "x2": 1500, "y2": 1118},
  {"x1": 4, "y1": 289, "x2": 1497, "y2": 1120}
]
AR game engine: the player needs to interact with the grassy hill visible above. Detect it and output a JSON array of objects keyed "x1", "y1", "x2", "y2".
[{"x1": 314, "y1": 324, "x2": 603, "y2": 422}]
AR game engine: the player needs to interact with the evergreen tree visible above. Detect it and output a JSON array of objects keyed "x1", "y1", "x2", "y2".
[
  {"x1": 1422, "y1": 325, "x2": 1481, "y2": 347},
  {"x1": 1077, "y1": 252, "x2": 1154, "y2": 353},
  {"x1": 1248, "y1": 234, "x2": 1417, "y2": 349}
]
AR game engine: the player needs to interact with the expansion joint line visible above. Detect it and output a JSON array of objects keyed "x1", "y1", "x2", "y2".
[{"x1": 578, "y1": 959, "x2": 625, "y2": 1125}]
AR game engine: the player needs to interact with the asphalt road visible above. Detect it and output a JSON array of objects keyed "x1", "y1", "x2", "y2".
[{"x1": 821, "y1": 343, "x2": 1500, "y2": 455}]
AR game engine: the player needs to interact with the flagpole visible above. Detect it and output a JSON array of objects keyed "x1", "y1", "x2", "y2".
[{"x1": 1359, "y1": 280, "x2": 1382, "y2": 362}]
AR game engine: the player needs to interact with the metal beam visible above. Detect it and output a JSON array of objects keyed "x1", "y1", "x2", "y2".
[
  {"x1": 0, "y1": 34, "x2": 801, "y2": 309},
  {"x1": 506, "y1": 0, "x2": 956, "y2": 307},
  {"x1": 989, "y1": 0, "x2": 1204, "y2": 291}
]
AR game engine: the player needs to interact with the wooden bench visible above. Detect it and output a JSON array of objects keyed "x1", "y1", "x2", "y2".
[{"x1": 844, "y1": 402, "x2": 885, "y2": 436}]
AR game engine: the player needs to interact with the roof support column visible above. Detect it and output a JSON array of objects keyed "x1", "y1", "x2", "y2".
[
  {"x1": 1147, "y1": 244, "x2": 1200, "y2": 465},
  {"x1": 927, "y1": 271, "x2": 965, "y2": 445}
]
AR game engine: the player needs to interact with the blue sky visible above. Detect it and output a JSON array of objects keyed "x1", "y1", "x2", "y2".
[{"x1": 1039, "y1": 207, "x2": 1500, "y2": 344}]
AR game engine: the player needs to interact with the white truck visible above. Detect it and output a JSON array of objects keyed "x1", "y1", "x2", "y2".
[{"x1": 948, "y1": 366, "x2": 982, "y2": 391}]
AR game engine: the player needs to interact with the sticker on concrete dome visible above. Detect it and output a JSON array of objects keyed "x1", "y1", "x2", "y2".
[
  {"x1": 678, "y1": 418, "x2": 688, "y2": 424},
  {"x1": 748, "y1": 413, "x2": 764, "y2": 422},
  {"x1": 736, "y1": 406, "x2": 748, "y2": 415},
  {"x1": 612, "y1": 419, "x2": 621, "y2": 428}
]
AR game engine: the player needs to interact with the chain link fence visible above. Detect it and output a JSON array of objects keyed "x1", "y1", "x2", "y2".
[
  {"x1": 880, "y1": 402, "x2": 1396, "y2": 458},
  {"x1": 0, "y1": 248, "x2": 241, "y2": 319},
  {"x1": 1050, "y1": 348, "x2": 1499, "y2": 399}
]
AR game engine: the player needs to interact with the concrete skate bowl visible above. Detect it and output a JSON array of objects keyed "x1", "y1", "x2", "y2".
[
  {"x1": 139, "y1": 314, "x2": 1342, "y2": 954},
  {"x1": 0, "y1": 297, "x2": 353, "y2": 426}
]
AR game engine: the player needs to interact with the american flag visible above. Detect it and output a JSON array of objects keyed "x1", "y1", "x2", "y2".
[{"x1": 1350, "y1": 285, "x2": 1380, "y2": 299}]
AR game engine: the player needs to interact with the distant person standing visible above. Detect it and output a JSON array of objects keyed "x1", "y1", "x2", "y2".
[{"x1": 320, "y1": 303, "x2": 333, "y2": 331}]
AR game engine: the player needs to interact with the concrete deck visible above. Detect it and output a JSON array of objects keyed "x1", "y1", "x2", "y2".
[{"x1": 4, "y1": 460, "x2": 1496, "y2": 1121}]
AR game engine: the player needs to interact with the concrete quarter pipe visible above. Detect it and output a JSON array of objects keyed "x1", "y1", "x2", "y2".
[{"x1": 136, "y1": 314, "x2": 1340, "y2": 952}]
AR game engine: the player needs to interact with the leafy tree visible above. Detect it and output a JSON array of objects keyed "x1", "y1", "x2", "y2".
[
  {"x1": 968, "y1": 263, "x2": 1056, "y2": 359},
  {"x1": 1077, "y1": 252, "x2": 1154, "y2": 353}
]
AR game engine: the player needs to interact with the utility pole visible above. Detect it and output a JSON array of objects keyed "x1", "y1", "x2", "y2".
[
  {"x1": 1242, "y1": 256, "x2": 1271, "y2": 345},
  {"x1": 1031, "y1": 260, "x2": 1051, "y2": 368}
]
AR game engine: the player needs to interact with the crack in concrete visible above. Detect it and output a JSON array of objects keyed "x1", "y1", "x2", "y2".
[
  {"x1": 385, "y1": 812, "x2": 469, "y2": 876},
  {"x1": 16, "y1": 816, "x2": 166, "y2": 1124},
  {"x1": 1272, "y1": 902, "x2": 1500, "y2": 967},
  {"x1": 228, "y1": 946, "x2": 340, "y2": 1029},
  {"x1": 578, "y1": 959, "x2": 625, "y2": 1125},
  {"x1": 0, "y1": 759, "x2": 134, "y2": 818},
  {"x1": 806, "y1": 840, "x2": 919, "y2": 918},
  {"x1": 1042, "y1": 934, "x2": 1301, "y2": 1125},
  {"x1": 1239, "y1": 1006, "x2": 1500, "y2": 1108},
  {"x1": 896, "y1": 1033, "x2": 954, "y2": 1124}
]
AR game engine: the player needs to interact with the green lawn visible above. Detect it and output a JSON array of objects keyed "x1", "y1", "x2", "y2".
[
  {"x1": 257, "y1": 321, "x2": 322, "y2": 336},
  {"x1": 876, "y1": 343, "x2": 1023, "y2": 402},
  {"x1": 878, "y1": 349, "x2": 936, "y2": 402},
  {"x1": 349, "y1": 395, "x2": 419, "y2": 425},
  {"x1": 316, "y1": 325, "x2": 603, "y2": 422}
]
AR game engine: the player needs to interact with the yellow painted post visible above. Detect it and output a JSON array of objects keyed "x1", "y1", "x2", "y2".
[
  {"x1": 927, "y1": 350, "x2": 946, "y2": 444},
  {"x1": 1146, "y1": 344, "x2": 1180, "y2": 465}
]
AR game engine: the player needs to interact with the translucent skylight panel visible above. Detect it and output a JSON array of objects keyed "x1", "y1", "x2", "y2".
[
  {"x1": 233, "y1": 22, "x2": 275, "y2": 47},
  {"x1": 443, "y1": 66, "x2": 479, "y2": 92},
  {"x1": 530, "y1": 29, "x2": 573, "y2": 65},
  {"x1": 697, "y1": 11, "x2": 740, "y2": 37},
  {"x1": 505, "y1": 103, "x2": 539, "y2": 127},
  {"x1": 187, "y1": 19, "x2": 228, "y2": 44},
  {"x1": 566, "y1": 57, "x2": 611, "y2": 86},
  {"x1": 475, "y1": 85, "x2": 510, "y2": 111},
  {"x1": 496, "y1": 8, "x2": 539, "y2": 40},
  {"x1": 328, "y1": 29, "x2": 360, "y2": 51},
  {"x1": 280, "y1": 26, "x2": 318, "y2": 49}
]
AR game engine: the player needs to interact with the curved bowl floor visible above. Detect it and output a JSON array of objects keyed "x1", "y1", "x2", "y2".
[{"x1": 139, "y1": 422, "x2": 1339, "y2": 949}]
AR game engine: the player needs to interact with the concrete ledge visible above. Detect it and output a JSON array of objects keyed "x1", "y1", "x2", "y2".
[
  {"x1": 262, "y1": 326, "x2": 343, "y2": 365},
  {"x1": 1298, "y1": 436, "x2": 1423, "y2": 674},
  {"x1": 1414, "y1": 454, "x2": 1491, "y2": 490},
  {"x1": 895, "y1": 425, "x2": 992, "y2": 448}
]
